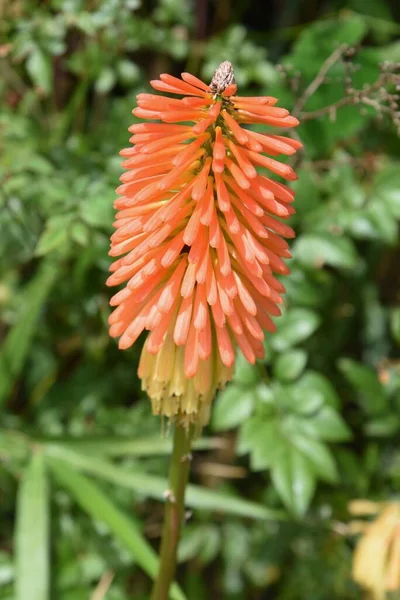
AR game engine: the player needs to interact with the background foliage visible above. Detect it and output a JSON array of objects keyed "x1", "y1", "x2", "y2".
[{"x1": 1, "y1": 0, "x2": 400, "y2": 598}]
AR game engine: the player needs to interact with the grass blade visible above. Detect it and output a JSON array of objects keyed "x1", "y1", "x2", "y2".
[
  {"x1": 47, "y1": 457, "x2": 186, "y2": 600},
  {"x1": 0, "y1": 261, "x2": 57, "y2": 407},
  {"x1": 15, "y1": 451, "x2": 49, "y2": 600},
  {"x1": 45, "y1": 444, "x2": 286, "y2": 521},
  {"x1": 41, "y1": 435, "x2": 227, "y2": 457}
]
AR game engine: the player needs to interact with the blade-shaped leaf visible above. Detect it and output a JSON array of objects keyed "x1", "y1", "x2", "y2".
[
  {"x1": 41, "y1": 435, "x2": 227, "y2": 457},
  {"x1": 15, "y1": 452, "x2": 49, "y2": 600},
  {"x1": 44, "y1": 444, "x2": 285, "y2": 521},
  {"x1": 0, "y1": 261, "x2": 57, "y2": 407},
  {"x1": 47, "y1": 457, "x2": 186, "y2": 600}
]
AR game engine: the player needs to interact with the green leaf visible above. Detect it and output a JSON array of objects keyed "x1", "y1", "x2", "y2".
[
  {"x1": 364, "y1": 415, "x2": 400, "y2": 437},
  {"x1": 0, "y1": 430, "x2": 30, "y2": 461},
  {"x1": 48, "y1": 458, "x2": 186, "y2": 600},
  {"x1": 273, "y1": 349, "x2": 307, "y2": 381},
  {"x1": 44, "y1": 445, "x2": 285, "y2": 521},
  {"x1": 299, "y1": 406, "x2": 352, "y2": 442},
  {"x1": 291, "y1": 168, "x2": 320, "y2": 219},
  {"x1": 293, "y1": 371, "x2": 342, "y2": 410},
  {"x1": 26, "y1": 49, "x2": 52, "y2": 94},
  {"x1": 178, "y1": 525, "x2": 220, "y2": 565},
  {"x1": 284, "y1": 267, "x2": 329, "y2": 308},
  {"x1": 246, "y1": 420, "x2": 287, "y2": 471},
  {"x1": 237, "y1": 417, "x2": 267, "y2": 456},
  {"x1": 15, "y1": 452, "x2": 49, "y2": 600},
  {"x1": 374, "y1": 165, "x2": 400, "y2": 219},
  {"x1": 80, "y1": 190, "x2": 114, "y2": 229},
  {"x1": 35, "y1": 227, "x2": 68, "y2": 256},
  {"x1": 46, "y1": 436, "x2": 226, "y2": 457},
  {"x1": 367, "y1": 201, "x2": 398, "y2": 244},
  {"x1": 338, "y1": 358, "x2": 388, "y2": 414},
  {"x1": 271, "y1": 309, "x2": 320, "y2": 352},
  {"x1": 349, "y1": 0, "x2": 393, "y2": 20},
  {"x1": 35, "y1": 215, "x2": 72, "y2": 256},
  {"x1": 294, "y1": 234, "x2": 359, "y2": 269},
  {"x1": 117, "y1": 59, "x2": 140, "y2": 84},
  {"x1": 212, "y1": 386, "x2": 255, "y2": 431},
  {"x1": 289, "y1": 435, "x2": 338, "y2": 484},
  {"x1": 0, "y1": 262, "x2": 57, "y2": 407},
  {"x1": 70, "y1": 221, "x2": 90, "y2": 246},
  {"x1": 390, "y1": 308, "x2": 400, "y2": 346},
  {"x1": 95, "y1": 67, "x2": 116, "y2": 94},
  {"x1": 271, "y1": 446, "x2": 316, "y2": 517},
  {"x1": 233, "y1": 353, "x2": 262, "y2": 386},
  {"x1": 288, "y1": 14, "x2": 368, "y2": 75}
]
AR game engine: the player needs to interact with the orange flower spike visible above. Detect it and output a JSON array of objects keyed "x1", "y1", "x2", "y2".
[{"x1": 108, "y1": 60, "x2": 302, "y2": 429}]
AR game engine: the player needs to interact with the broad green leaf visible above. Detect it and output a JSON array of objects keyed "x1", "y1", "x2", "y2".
[
  {"x1": 293, "y1": 371, "x2": 342, "y2": 410},
  {"x1": 15, "y1": 452, "x2": 49, "y2": 600},
  {"x1": 0, "y1": 261, "x2": 57, "y2": 407},
  {"x1": 117, "y1": 59, "x2": 140, "y2": 84},
  {"x1": 212, "y1": 386, "x2": 255, "y2": 431},
  {"x1": 271, "y1": 309, "x2": 320, "y2": 352},
  {"x1": 178, "y1": 525, "x2": 220, "y2": 565},
  {"x1": 289, "y1": 435, "x2": 338, "y2": 484},
  {"x1": 246, "y1": 420, "x2": 287, "y2": 471},
  {"x1": 367, "y1": 202, "x2": 398, "y2": 244},
  {"x1": 299, "y1": 406, "x2": 352, "y2": 442},
  {"x1": 80, "y1": 191, "x2": 114, "y2": 228},
  {"x1": 237, "y1": 417, "x2": 268, "y2": 456},
  {"x1": 35, "y1": 225, "x2": 69, "y2": 256},
  {"x1": 273, "y1": 350, "x2": 307, "y2": 381},
  {"x1": 271, "y1": 446, "x2": 316, "y2": 517},
  {"x1": 254, "y1": 382, "x2": 275, "y2": 407},
  {"x1": 364, "y1": 415, "x2": 400, "y2": 437},
  {"x1": 44, "y1": 445, "x2": 285, "y2": 521},
  {"x1": 26, "y1": 49, "x2": 52, "y2": 93},
  {"x1": 374, "y1": 165, "x2": 400, "y2": 218},
  {"x1": 35, "y1": 214, "x2": 74, "y2": 257},
  {"x1": 233, "y1": 353, "x2": 261, "y2": 386},
  {"x1": 291, "y1": 168, "x2": 320, "y2": 220},
  {"x1": 338, "y1": 358, "x2": 388, "y2": 414},
  {"x1": 294, "y1": 234, "x2": 359, "y2": 269},
  {"x1": 70, "y1": 221, "x2": 90, "y2": 246},
  {"x1": 288, "y1": 14, "x2": 368, "y2": 75},
  {"x1": 48, "y1": 458, "x2": 186, "y2": 600},
  {"x1": 95, "y1": 67, "x2": 116, "y2": 94},
  {"x1": 284, "y1": 267, "x2": 329, "y2": 308}
]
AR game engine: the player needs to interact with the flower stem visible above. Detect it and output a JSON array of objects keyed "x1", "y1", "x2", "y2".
[{"x1": 151, "y1": 422, "x2": 192, "y2": 600}]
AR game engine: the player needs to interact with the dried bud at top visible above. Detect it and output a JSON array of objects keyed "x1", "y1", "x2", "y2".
[{"x1": 210, "y1": 61, "x2": 235, "y2": 94}]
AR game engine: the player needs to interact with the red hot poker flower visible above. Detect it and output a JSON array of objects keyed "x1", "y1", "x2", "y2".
[{"x1": 107, "y1": 62, "x2": 302, "y2": 427}]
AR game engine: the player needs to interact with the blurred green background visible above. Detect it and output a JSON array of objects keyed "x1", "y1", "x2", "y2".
[{"x1": 1, "y1": 0, "x2": 400, "y2": 599}]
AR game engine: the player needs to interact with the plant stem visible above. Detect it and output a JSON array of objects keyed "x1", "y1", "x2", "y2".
[{"x1": 151, "y1": 423, "x2": 192, "y2": 600}]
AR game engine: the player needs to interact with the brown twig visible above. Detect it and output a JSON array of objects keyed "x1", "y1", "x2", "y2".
[
  {"x1": 91, "y1": 570, "x2": 115, "y2": 600},
  {"x1": 299, "y1": 69, "x2": 400, "y2": 124},
  {"x1": 290, "y1": 44, "x2": 400, "y2": 134},
  {"x1": 293, "y1": 43, "x2": 349, "y2": 115}
]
